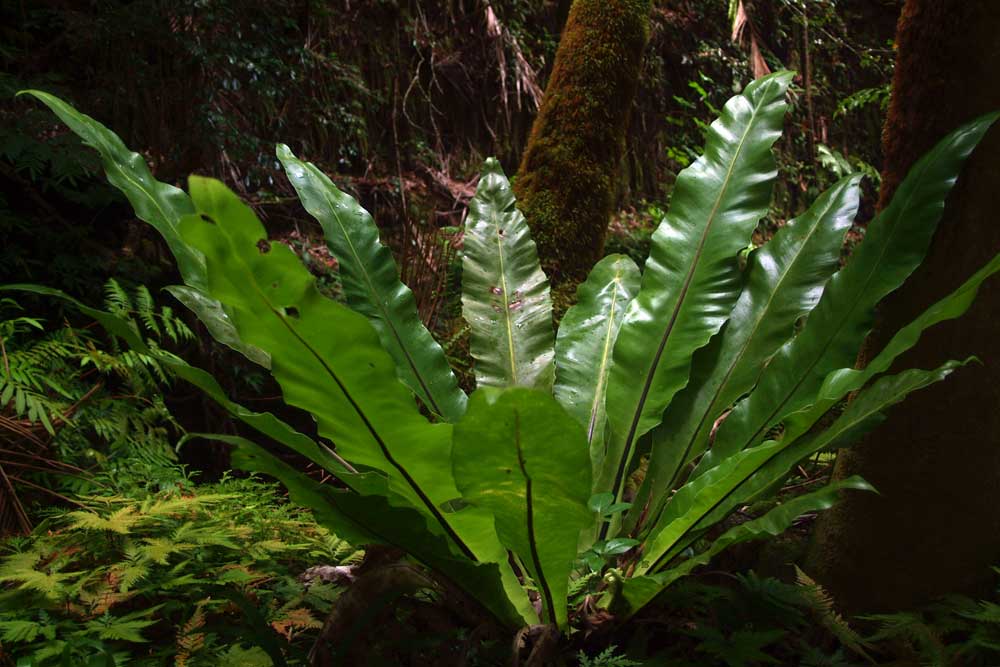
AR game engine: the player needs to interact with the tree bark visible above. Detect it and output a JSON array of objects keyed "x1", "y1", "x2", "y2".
[
  {"x1": 513, "y1": 0, "x2": 652, "y2": 310},
  {"x1": 807, "y1": 0, "x2": 1000, "y2": 613}
]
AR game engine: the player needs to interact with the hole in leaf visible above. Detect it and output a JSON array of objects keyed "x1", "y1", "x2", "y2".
[
  {"x1": 199, "y1": 213, "x2": 216, "y2": 224},
  {"x1": 257, "y1": 239, "x2": 271, "y2": 254},
  {"x1": 439, "y1": 498, "x2": 470, "y2": 513},
  {"x1": 285, "y1": 306, "x2": 300, "y2": 319}
]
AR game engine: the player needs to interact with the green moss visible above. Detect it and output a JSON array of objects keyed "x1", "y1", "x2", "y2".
[{"x1": 514, "y1": 0, "x2": 653, "y2": 306}]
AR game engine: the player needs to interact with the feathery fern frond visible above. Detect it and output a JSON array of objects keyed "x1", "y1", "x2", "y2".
[
  {"x1": 176, "y1": 600, "x2": 209, "y2": 666},
  {"x1": 795, "y1": 566, "x2": 873, "y2": 662},
  {"x1": 67, "y1": 507, "x2": 141, "y2": 534},
  {"x1": 103, "y1": 278, "x2": 132, "y2": 316}
]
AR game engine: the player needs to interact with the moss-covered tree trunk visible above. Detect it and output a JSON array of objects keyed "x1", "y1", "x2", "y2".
[
  {"x1": 513, "y1": 0, "x2": 652, "y2": 307},
  {"x1": 807, "y1": 0, "x2": 1000, "y2": 613}
]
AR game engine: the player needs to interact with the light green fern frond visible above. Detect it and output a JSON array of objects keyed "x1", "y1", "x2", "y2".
[
  {"x1": 134, "y1": 284, "x2": 161, "y2": 337},
  {"x1": 0, "y1": 619, "x2": 56, "y2": 643},
  {"x1": 568, "y1": 570, "x2": 601, "y2": 599},
  {"x1": 144, "y1": 493, "x2": 233, "y2": 517},
  {"x1": 140, "y1": 536, "x2": 190, "y2": 564},
  {"x1": 0, "y1": 565, "x2": 77, "y2": 599},
  {"x1": 103, "y1": 278, "x2": 131, "y2": 316},
  {"x1": 67, "y1": 506, "x2": 142, "y2": 534},
  {"x1": 86, "y1": 607, "x2": 160, "y2": 643},
  {"x1": 0, "y1": 549, "x2": 45, "y2": 575},
  {"x1": 112, "y1": 547, "x2": 151, "y2": 593}
]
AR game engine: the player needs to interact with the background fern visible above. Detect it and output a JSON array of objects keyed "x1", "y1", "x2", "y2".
[
  {"x1": 0, "y1": 476, "x2": 362, "y2": 666},
  {"x1": 0, "y1": 281, "x2": 195, "y2": 534}
]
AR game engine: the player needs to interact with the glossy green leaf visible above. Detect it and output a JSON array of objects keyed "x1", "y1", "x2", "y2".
[
  {"x1": 554, "y1": 254, "x2": 641, "y2": 462},
  {"x1": 19, "y1": 90, "x2": 204, "y2": 290},
  {"x1": 178, "y1": 176, "x2": 475, "y2": 560},
  {"x1": 603, "y1": 538, "x2": 640, "y2": 556},
  {"x1": 637, "y1": 439, "x2": 788, "y2": 575},
  {"x1": 709, "y1": 359, "x2": 974, "y2": 549},
  {"x1": 618, "y1": 476, "x2": 873, "y2": 616},
  {"x1": 598, "y1": 71, "x2": 793, "y2": 507},
  {"x1": 462, "y1": 159, "x2": 555, "y2": 390},
  {"x1": 452, "y1": 388, "x2": 592, "y2": 628},
  {"x1": 589, "y1": 493, "x2": 616, "y2": 514},
  {"x1": 444, "y1": 507, "x2": 541, "y2": 627},
  {"x1": 632, "y1": 174, "x2": 861, "y2": 531},
  {"x1": 22, "y1": 90, "x2": 268, "y2": 368},
  {"x1": 782, "y1": 251, "x2": 1000, "y2": 442},
  {"x1": 176, "y1": 181, "x2": 533, "y2": 625},
  {"x1": 222, "y1": 436, "x2": 526, "y2": 627},
  {"x1": 708, "y1": 113, "x2": 999, "y2": 463},
  {"x1": 276, "y1": 145, "x2": 466, "y2": 421},
  {"x1": 165, "y1": 285, "x2": 269, "y2": 367},
  {"x1": 639, "y1": 360, "x2": 967, "y2": 576}
]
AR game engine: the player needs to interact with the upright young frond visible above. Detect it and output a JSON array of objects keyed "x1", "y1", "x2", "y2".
[
  {"x1": 134, "y1": 285, "x2": 161, "y2": 338},
  {"x1": 103, "y1": 278, "x2": 131, "y2": 316}
]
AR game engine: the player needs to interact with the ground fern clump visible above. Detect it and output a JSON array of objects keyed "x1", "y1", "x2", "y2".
[{"x1": 0, "y1": 476, "x2": 361, "y2": 666}]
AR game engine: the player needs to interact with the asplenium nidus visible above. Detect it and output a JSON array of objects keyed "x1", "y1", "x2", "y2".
[{"x1": 12, "y1": 73, "x2": 1000, "y2": 635}]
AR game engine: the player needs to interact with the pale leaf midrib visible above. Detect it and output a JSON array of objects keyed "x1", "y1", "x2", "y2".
[
  {"x1": 490, "y1": 204, "x2": 519, "y2": 385},
  {"x1": 587, "y1": 272, "x2": 624, "y2": 443}
]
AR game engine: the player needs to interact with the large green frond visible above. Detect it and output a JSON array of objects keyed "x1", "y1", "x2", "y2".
[
  {"x1": 619, "y1": 476, "x2": 873, "y2": 616},
  {"x1": 633, "y1": 174, "x2": 861, "y2": 531},
  {"x1": 462, "y1": 159, "x2": 555, "y2": 390},
  {"x1": 554, "y1": 254, "x2": 641, "y2": 466},
  {"x1": 452, "y1": 388, "x2": 592, "y2": 628},
  {"x1": 639, "y1": 360, "x2": 968, "y2": 576},
  {"x1": 177, "y1": 177, "x2": 473, "y2": 559},
  {"x1": 599, "y1": 71, "x2": 793, "y2": 509},
  {"x1": 708, "y1": 114, "x2": 998, "y2": 462},
  {"x1": 21, "y1": 90, "x2": 267, "y2": 367},
  {"x1": 277, "y1": 145, "x2": 466, "y2": 421}
]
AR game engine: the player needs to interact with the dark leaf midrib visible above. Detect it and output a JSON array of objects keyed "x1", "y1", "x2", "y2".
[
  {"x1": 225, "y1": 235, "x2": 476, "y2": 562},
  {"x1": 313, "y1": 170, "x2": 444, "y2": 417},
  {"x1": 513, "y1": 409, "x2": 556, "y2": 625}
]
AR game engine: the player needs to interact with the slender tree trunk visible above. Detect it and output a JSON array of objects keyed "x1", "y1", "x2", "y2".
[
  {"x1": 807, "y1": 0, "x2": 1000, "y2": 613},
  {"x1": 513, "y1": 0, "x2": 652, "y2": 310}
]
